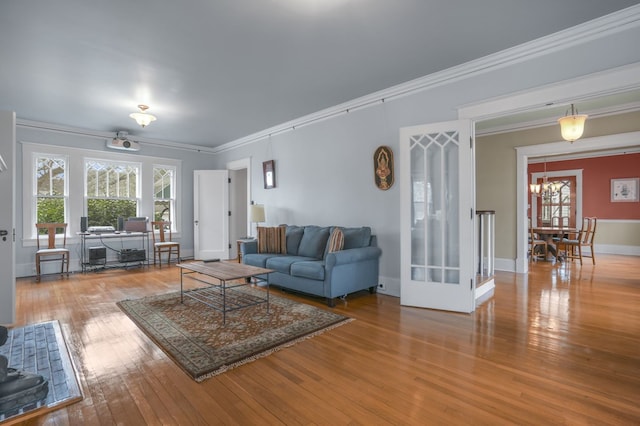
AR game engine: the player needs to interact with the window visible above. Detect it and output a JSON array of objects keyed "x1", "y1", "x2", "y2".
[
  {"x1": 539, "y1": 176, "x2": 576, "y2": 228},
  {"x1": 85, "y1": 159, "x2": 140, "y2": 228},
  {"x1": 23, "y1": 142, "x2": 181, "y2": 242},
  {"x1": 153, "y1": 165, "x2": 176, "y2": 225},
  {"x1": 34, "y1": 155, "x2": 67, "y2": 229}
]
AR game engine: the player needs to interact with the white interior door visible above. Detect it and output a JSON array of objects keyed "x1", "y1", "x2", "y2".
[
  {"x1": 0, "y1": 111, "x2": 16, "y2": 324},
  {"x1": 400, "y1": 119, "x2": 475, "y2": 313},
  {"x1": 194, "y1": 170, "x2": 229, "y2": 260}
]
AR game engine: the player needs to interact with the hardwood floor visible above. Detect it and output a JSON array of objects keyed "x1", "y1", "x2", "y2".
[{"x1": 10, "y1": 255, "x2": 640, "y2": 425}]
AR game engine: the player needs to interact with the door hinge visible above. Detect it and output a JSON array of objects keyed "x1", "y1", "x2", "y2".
[
  {"x1": 470, "y1": 279, "x2": 473, "y2": 290},
  {"x1": 228, "y1": 211, "x2": 232, "y2": 216},
  {"x1": 229, "y1": 243, "x2": 232, "y2": 249},
  {"x1": 470, "y1": 136, "x2": 473, "y2": 149},
  {"x1": 228, "y1": 177, "x2": 231, "y2": 183},
  {"x1": 471, "y1": 208, "x2": 474, "y2": 219}
]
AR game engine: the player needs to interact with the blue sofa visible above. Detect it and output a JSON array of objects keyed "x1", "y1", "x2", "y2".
[{"x1": 241, "y1": 225, "x2": 382, "y2": 307}]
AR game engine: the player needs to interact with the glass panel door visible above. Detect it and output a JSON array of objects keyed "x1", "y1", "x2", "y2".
[{"x1": 400, "y1": 120, "x2": 474, "y2": 313}]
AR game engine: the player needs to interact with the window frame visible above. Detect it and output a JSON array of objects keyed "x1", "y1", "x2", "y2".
[
  {"x1": 22, "y1": 142, "x2": 181, "y2": 244},
  {"x1": 530, "y1": 169, "x2": 583, "y2": 228},
  {"x1": 33, "y1": 153, "x2": 69, "y2": 230},
  {"x1": 84, "y1": 158, "x2": 142, "y2": 227},
  {"x1": 153, "y1": 164, "x2": 177, "y2": 230}
]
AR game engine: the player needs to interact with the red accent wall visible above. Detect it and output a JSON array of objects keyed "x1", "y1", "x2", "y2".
[{"x1": 528, "y1": 153, "x2": 640, "y2": 220}]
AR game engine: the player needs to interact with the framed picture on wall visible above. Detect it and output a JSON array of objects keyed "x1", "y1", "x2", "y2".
[
  {"x1": 263, "y1": 160, "x2": 275, "y2": 189},
  {"x1": 611, "y1": 177, "x2": 639, "y2": 202}
]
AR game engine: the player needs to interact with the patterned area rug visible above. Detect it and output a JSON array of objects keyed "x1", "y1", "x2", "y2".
[
  {"x1": 0, "y1": 320, "x2": 83, "y2": 424},
  {"x1": 117, "y1": 286, "x2": 352, "y2": 382}
]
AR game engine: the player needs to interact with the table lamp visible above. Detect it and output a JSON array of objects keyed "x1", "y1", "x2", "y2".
[{"x1": 250, "y1": 204, "x2": 265, "y2": 237}]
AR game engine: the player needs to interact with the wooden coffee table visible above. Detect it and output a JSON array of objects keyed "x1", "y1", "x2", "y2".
[{"x1": 176, "y1": 261, "x2": 273, "y2": 324}]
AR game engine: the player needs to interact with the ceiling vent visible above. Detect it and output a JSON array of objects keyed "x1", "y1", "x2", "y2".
[{"x1": 107, "y1": 131, "x2": 140, "y2": 151}]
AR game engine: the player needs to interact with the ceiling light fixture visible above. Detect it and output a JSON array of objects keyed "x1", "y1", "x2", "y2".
[
  {"x1": 530, "y1": 159, "x2": 560, "y2": 200},
  {"x1": 558, "y1": 103, "x2": 587, "y2": 143},
  {"x1": 129, "y1": 104, "x2": 157, "y2": 128}
]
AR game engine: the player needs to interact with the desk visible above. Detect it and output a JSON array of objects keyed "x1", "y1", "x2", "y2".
[
  {"x1": 531, "y1": 227, "x2": 578, "y2": 259},
  {"x1": 78, "y1": 232, "x2": 150, "y2": 272}
]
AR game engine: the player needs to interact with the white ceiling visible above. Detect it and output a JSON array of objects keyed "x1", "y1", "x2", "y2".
[{"x1": 1, "y1": 0, "x2": 639, "y2": 148}]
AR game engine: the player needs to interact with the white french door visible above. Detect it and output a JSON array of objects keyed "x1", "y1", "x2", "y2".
[
  {"x1": 400, "y1": 119, "x2": 475, "y2": 313},
  {"x1": 193, "y1": 170, "x2": 229, "y2": 260}
]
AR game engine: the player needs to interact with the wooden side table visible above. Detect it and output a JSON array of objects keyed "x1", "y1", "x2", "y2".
[{"x1": 236, "y1": 238, "x2": 255, "y2": 263}]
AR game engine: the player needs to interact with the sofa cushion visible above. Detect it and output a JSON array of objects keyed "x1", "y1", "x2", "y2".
[
  {"x1": 342, "y1": 226, "x2": 372, "y2": 249},
  {"x1": 244, "y1": 253, "x2": 285, "y2": 268},
  {"x1": 327, "y1": 228, "x2": 344, "y2": 252},
  {"x1": 297, "y1": 226, "x2": 330, "y2": 259},
  {"x1": 290, "y1": 260, "x2": 325, "y2": 281},
  {"x1": 285, "y1": 226, "x2": 304, "y2": 255},
  {"x1": 257, "y1": 226, "x2": 286, "y2": 254},
  {"x1": 266, "y1": 256, "x2": 316, "y2": 274}
]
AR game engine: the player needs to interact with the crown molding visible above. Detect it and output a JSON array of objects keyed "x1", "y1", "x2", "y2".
[
  {"x1": 16, "y1": 119, "x2": 218, "y2": 154},
  {"x1": 214, "y1": 5, "x2": 640, "y2": 154}
]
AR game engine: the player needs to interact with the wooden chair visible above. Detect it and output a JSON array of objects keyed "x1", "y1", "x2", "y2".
[
  {"x1": 529, "y1": 226, "x2": 548, "y2": 261},
  {"x1": 557, "y1": 217, "x2": 597, "y2": 265},
  {"x1": 35, "y1": 223, "x2": 70, "y2": 282},
  {"x1": 151, "y1": 221, "x2": 180, "y2": 267}
]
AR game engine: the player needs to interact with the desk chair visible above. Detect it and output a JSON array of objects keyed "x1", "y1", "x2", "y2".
[
  {"x1": 35, "y1": 223, "x2": 70, "y2": 282},
  {"x1": 557, "y1": 217, "x2": 597, "y2": 265},
  {"x1": 151, "y1": 221, "x2": 180, "y2": 267}
]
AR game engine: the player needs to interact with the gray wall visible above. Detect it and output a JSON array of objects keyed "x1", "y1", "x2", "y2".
[
  {"x1": 11, "y1": 18, "x2": 640, "y2": 289},
  {"x1": 211, "y1": 24, "x2": 640, "y2": 290}
]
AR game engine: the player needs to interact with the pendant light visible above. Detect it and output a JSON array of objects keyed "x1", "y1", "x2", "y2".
[{"x1": 558, "y1": 103, "x2": 587, "y2": 143}]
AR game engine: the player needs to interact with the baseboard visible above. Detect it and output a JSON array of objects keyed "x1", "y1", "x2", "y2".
[{"x1": 377, "y1": 275, "x2": 400, "y2": 298}]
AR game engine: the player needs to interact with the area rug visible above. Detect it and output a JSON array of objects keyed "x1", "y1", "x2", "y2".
[
  {"x1": 0, "y1": 320, "x2": 83, "y2": 424},
  {"x1": 117, "y1": 286, "x2": 352, "y2": 382}
]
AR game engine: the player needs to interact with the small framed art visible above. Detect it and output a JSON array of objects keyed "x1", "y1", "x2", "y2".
[
  {"x1": 611, "y1": 178, "x2": 639, "y2": 202},
  {"x1": 263, "y1": 160, "x2": 276, "y2": 189}
]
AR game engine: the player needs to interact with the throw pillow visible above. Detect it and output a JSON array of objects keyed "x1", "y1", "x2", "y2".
[
  {"x1": 257, "y1": 226, "x2": 287, "y2": 254},
  {"x1": 328, "y1": 228, "x2": 344, "y2": 253}
]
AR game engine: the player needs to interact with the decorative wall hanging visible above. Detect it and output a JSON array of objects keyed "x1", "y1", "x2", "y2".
[
  {"x1": 374, "y1": 146, "x2": 394, "y2": 190},
  {"x1": 611, "y1": 177, "x2": 638, "y2": 202},
  {"x1": 263, "y1": 160, "x2": 276, "y2": 189}
]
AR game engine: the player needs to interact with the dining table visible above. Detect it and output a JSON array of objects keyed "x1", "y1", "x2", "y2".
[{"x1": 531, "y1": 226, "x2": 578, "y2": 260}]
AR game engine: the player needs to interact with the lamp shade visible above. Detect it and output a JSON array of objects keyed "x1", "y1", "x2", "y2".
[
  {"x1": 558, "y1": 104, "x2": 587, "y2": 142},
  {"x1": 129, "y1": 104, "x2": 157, "y2": 128},
  {"x1": 250, "y1": 204, "x2": 265, "y2": 222}
]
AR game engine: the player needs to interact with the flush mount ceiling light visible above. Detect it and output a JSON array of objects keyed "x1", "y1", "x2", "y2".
[
  {"x1": 129, "y1": 104, "x2": 157, "y2": 128},
  {"x1": 558, "y1": 103, "x2": 588, "y2": 143}
]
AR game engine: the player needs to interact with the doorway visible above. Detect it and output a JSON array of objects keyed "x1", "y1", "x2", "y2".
[{"x1": 227, "y1": 158, "x2": 252, "y2": 260}]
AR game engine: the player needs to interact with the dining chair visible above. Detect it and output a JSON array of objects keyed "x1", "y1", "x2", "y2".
[
  {"x1": 557, "y1": 217, "x2": 597, "y2": 265},
  {"x1": 35, "y1": 223, "x2": 70, "y2": 282},
  {"x1": 529, "y1": 226, "x2": 548, "y2": 261},
  {"x1": 151, "y1": 221, "x2": 180, "y2": 267}
]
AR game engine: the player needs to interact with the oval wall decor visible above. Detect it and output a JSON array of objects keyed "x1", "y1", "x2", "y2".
[{"x1": 374, "y1": 146, "x2": 394, "y2": 190}]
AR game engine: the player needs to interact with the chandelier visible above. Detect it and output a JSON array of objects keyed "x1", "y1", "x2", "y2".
[
  {"x1": 129, "y1": 104, "x2": 157, "y2": 128},
  {"x1": 530, "y1": 160, "x2": 560, "y2": 199}
]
